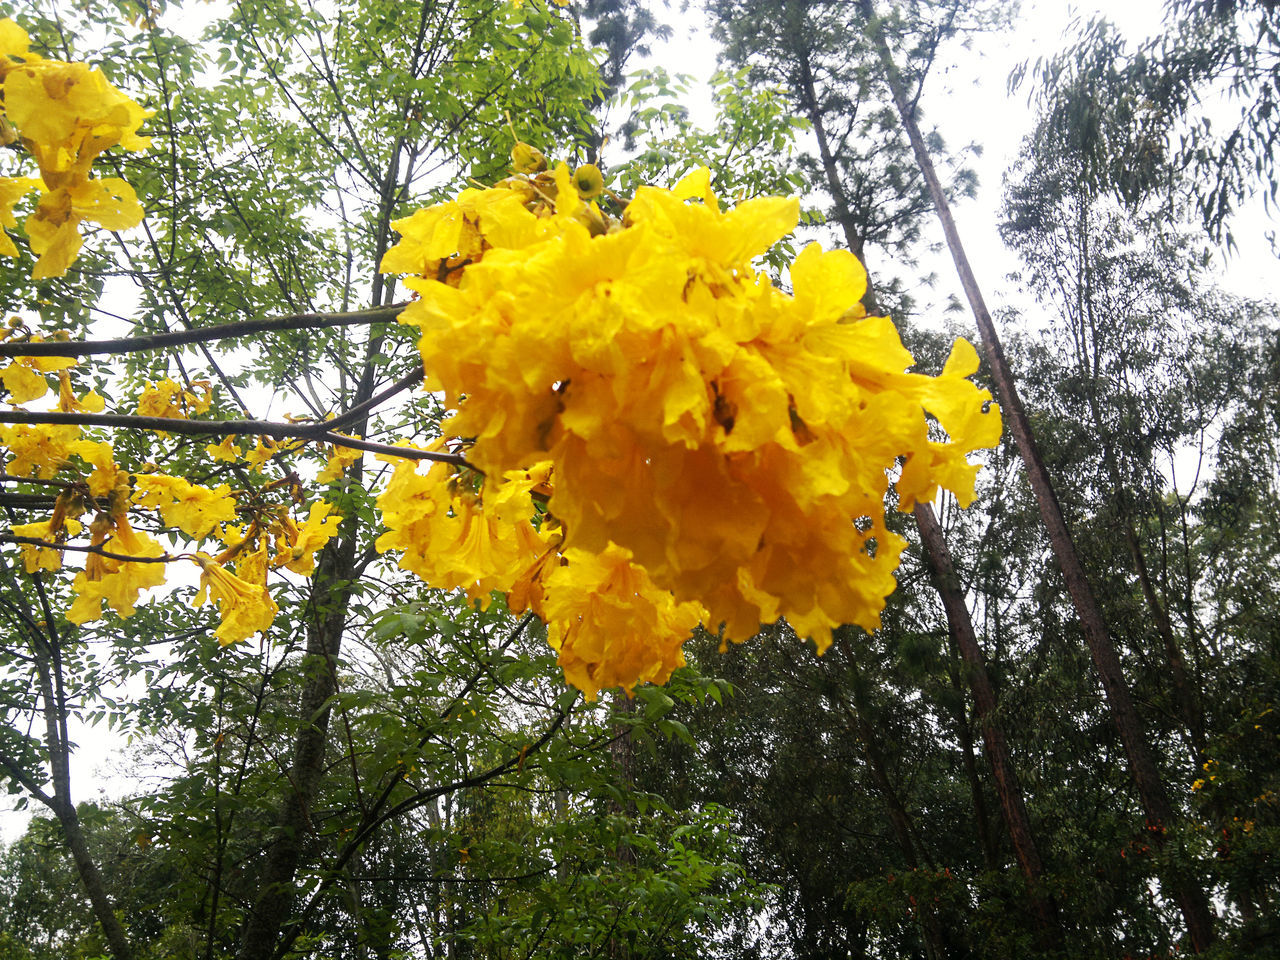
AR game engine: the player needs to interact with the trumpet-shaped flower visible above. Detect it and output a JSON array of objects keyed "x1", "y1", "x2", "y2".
[
  {"x1": 66, "y1": 514, "x2": 167, "y2": 624},
  {"x1": 0, "y1": 19, "x2": 150, "y2": 277},
  {"x1": 316, "y1": 439, "x2": 362, "y2": 483},
  {"x1": 375, "y1": 448, "x2": 556, "y2": 606},
  {"x1": 278, "y1": 501, "x2": 343, "y2": 576},
  {"x1": 192, "y1": 552, "x2": 278, "y2": 646},
  {"x1": 539, "y1": 543, "x2": 706, "y2": 701},
  {"x1": 0, "y1": 422, "x2": 79, "y2": 478},
  {"x1": 11, "y1": 517, "x2": 82, "y2": 573}
]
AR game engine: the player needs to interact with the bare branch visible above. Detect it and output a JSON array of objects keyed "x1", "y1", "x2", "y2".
[{"x1": 0, "y1": 304, "x2": 409, "y2": 358}]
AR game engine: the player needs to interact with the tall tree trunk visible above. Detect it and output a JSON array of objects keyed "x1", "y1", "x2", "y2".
[
  {"x1": 234, "y1": 524, "x2": 360, "y2": 960},
  {"x1": 915, "y1": 503, "x2": 1060, "y2": 939},
  {"x1": 1122, "y1": 518, "x2": 1206, "y2": 761},
  {"x1": 607, "y1": 692, "x2": 637, "y2": 960},
  {"x1": 233, "y1": 88, "x2": 418, "y2": 953},
  {"x1": 858, "y1": 3, "x2": 1215, "y2": 948},
  {"x1": 791, "y1": 27, "x2": 1051, "y2": 943},
  {"x1": 1071, "y1": 224, "x2": 1207, "y2": 764},
  {"x1": 791, "y1": 34, "x2": 881, "y2": 315}
]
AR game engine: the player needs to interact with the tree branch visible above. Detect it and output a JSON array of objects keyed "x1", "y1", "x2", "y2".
[
  {"x1": 0, "y1": 412, "x2": 468, "y2": 466},
  {"x1": 0, "y1": 304, "x2": 408, "y2": 358}
]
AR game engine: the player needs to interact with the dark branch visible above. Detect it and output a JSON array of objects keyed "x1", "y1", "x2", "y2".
[
  {"x1": 0, "y1": 411, "x2": 469, "y2": 466},
  {"x1": 0, "y1": 304, "x2": 409, "y2": 358},
  {"x1": 1, "y1": 535, "x2": 178, "y2": 564}
]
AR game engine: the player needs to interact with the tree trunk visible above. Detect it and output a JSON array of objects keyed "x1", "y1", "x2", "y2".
[
  {"x1": 791, "y1": 34, "x2": 881, "y2": 315},
  {"x1": 793, "y1": 31, "x2": 1055, "y2": 934},
  {"x1": 234, "y1": 525, "x2": 360, "y2": 960},
  {"x1": 17, "y1": 573, "x2": 136, "y2": 960},
  {"x1": 915, "y1": 502, "x2": 1060, "y2": 938},
  {"x1": 607, "y1": 692, "x2": 637, "y2": 960},
  {"x1": 859, "y1": 3, "x2": 1215, "y2": 948}
]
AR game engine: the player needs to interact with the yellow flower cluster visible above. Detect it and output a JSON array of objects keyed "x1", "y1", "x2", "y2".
[
  {"x1": 539, "y1": 543, "x2": 705, "y2": 696},
  {"x1": 375, "y1": 447, "x2": 557, "y2": 606},
  {"x1": 0, "y1": 364, "x2": 344, "y2": 645},
  {"x1": 0, "y1": 18, "x2": 149, "y2": 277},
  {"x1": 378, "y1": 159, "x2": 1001, "y2": 696},
  {"x1": 374, "y1": 450, "x2": 702, "y2": 697},
  {"x1": 136, "y1": 377, "x2": 212, "y2": 421}
]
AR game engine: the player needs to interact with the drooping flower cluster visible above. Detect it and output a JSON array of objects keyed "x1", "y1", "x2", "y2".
[
  {"x1": 0, "y1": 18, "x2": 150, "y2": 277},
  {"x1": 376, "y1": 154, "x2": 1001, "y2": 696}
]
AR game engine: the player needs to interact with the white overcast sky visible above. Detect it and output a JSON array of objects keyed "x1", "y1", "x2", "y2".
[{"x1": 2, "y1": 0, "x2": 1274, "y2": 846}]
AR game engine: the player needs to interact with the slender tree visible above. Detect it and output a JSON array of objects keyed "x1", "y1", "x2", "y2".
[{"x1": 857, "y1": 0, "x2": 1217, "y2": 947}]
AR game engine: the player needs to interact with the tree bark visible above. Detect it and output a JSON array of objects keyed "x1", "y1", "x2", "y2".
[
  {"x1": 790, "y1": 29, "x2": 881, "y2": 315},
  {"x1": 788, "y1": 22, "x2": 1052, "y2": 944},
  {"x1": 915, "y1": 502, "x2": 1060, "y2": 938},
  {"x1": 858, "y1": 2, "x2": 1215, "y2": 948},
  {"x1": 234, "y1": 524, "x2": 359, "y2": 960},
  {"x1": 607, "y1": 693, "x2": 637, "y2": 960}
]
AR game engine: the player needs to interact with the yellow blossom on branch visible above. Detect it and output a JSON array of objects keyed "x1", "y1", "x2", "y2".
[
  {"x1": 275, "y1": 501, "x2": 342, "y2": 576},
  {"x1": 135, "y1": 377, "x2": 212, "y2": 421},
  {"x1": 66, "y1": 513, "x2": 167, "y2": 624},
  {"x1": 374, "y1": 446, "x2": 557, "y2": 606},
  {"x1": 191, "y1": 552, "x2": 278, "y2": 646},
  {"x1": 316, "y1": 438, "x2": 362, "y2": 482},
  {"x1": 11, "y1": 516, "x2": 82, "y2": 573},
  {"x1": 0, "y1": 341, "x2": 77, "y2": 405},
  {"x1": 132, "y1": 473, "x2": 238, "y2": 540},
  {"x1": 382, "y1": 162, "x2": 1001, "y2": 677},
  {"x1": 0, "y1": 17, "x2": 150, "y2": 277},
  {"x1": 205, "y1": 435, "x2": 242, "y2": 463},
  {"x1": 0, "y1": 422, "x2": 80, "y2": 478},
  {"x1": 57, "y1": 370, "x2": 105, "y2": 414},
  {"x1": 538, "y1": 542, "x2": 707, "y2": 700}
]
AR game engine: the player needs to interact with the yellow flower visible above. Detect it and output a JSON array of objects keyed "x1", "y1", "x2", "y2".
[
  {"x1": 539, "y1": 543, "x2": 706, "y2": 700},
  {"x1": 243, "y1": 436, "x2": 277, "y2": 472},
  {"x1": 69, "y1": 438, "x2": 121, "y2": 498},
  {"x1": 0, "y1": 18, "x2": 37, "y2": 78},
  {"x1": 278, "y1": 501, "x2": 342, "y2": 576},
  {"x1": 25, "y1": 178, "x2": 144, "y2": 279},
  {"x1": 133, "y1": 473, "x2": 238, "y2": 540},
  {"x1": 572, "y1": 164, "x2": 604, "y2": 199},
  {"x1": 191, "y1": 552, "x2": 278, "y2": 646},
  {"x1": 205, "y1": 435, "x2": 242, "y2": 463},
  {"x1": 10, "y1": 517, "x2": 82, "y2": 573},
  {"x1": 0, "y1": 359, "x2": 48, "y2": 403},
  {"x1": 0, "y1": 176, "x2": 40, "y2": 257},
  {"x1": 374, "y1": 448, "x2": 556, "y2": 606},
  {"x1": 66, "y1": 514, "x2": 167, "y2": 624},
  {"x1": 58, "y1": 370, "x2": 105, "y2": 413},
  {"x1": 316, "y1": 438, "x2": 362, "y2": 482},
  {"x1": 511, "y1": 141, "x2": 547, "y2": 174},
  {"x1": 0, "y1": 422, "x2": 79, "y2": 478},
  {"x1": 0, "y1": 23, "x2": 150, "y2": 277},
  {"x1": 136, "y1": 377, "x2": 211, "y2": 421},
  {"x1": 380, "y1": 163, "x2": 1001, "y2": 695}
]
